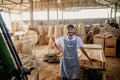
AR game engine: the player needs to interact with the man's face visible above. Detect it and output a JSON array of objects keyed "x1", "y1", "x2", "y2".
[{"x1": 67, "y1": 28, "x2": 75, "y2": 36}]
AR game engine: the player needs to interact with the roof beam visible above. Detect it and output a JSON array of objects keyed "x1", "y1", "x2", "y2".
[
  {"x1": 0, "y1": 5, "x2": 20, "y2": 10},
  {"x1": 0, "y1": 0, "x2": 80, "y2": 5},
  {"x1": 6, "y1": 0, "x2": 19, "y2": 4}
]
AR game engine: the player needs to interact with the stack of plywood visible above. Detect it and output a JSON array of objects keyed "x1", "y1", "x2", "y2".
[{"x1": 105, "y1": 38, "x2": 116, "y2": 57}]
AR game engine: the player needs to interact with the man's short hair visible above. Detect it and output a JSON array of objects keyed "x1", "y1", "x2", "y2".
[{"x1": 67, "y1": 24, "x2": 75, "y2": 29}]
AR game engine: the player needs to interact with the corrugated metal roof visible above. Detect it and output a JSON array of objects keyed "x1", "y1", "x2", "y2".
[{"x1": 0, "y1": 0, "x2": 119, "y2": 14}]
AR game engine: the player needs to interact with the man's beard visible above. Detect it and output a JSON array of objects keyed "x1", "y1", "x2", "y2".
[{"x1": 68, "y1": 32, "x2": 74, "y2": 36}]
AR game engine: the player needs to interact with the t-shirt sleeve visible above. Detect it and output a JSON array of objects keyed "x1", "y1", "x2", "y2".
[
  {"x1": 55, "y1": 37, "x2": 64, "y2": 46},
  {"x1": 77, "y1": 37, "x2": 83, "y2": 47}
]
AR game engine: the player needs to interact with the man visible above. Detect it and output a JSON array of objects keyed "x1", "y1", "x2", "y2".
[{"x1": 54, "y1": 24, "x2": 95, "y2": 80}]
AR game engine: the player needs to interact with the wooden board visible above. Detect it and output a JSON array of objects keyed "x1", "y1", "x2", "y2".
[
  {"x1": 105, "y1": 38, "x2": 116, "y2": 48},
  {"x1": 105, "y1": 47, "x2": 116, "y2": 57},
  {"x1": 83, "y1": 44, "x2": 103, "y2": 50}
]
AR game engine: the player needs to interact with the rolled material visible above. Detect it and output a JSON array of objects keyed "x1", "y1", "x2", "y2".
[
  {"x1": 24, "y1": 30, "x2": 38, "y2": 45},
  {"x1": 54, "y1": 25, "x2": 62, "y2": 39},
  {"x1": 48, "y1": 25, "x2": 54, "y2": 37},
  {"x1": 77, "y1": 23, "x2": 87, "y2": 43},
  {"x1": 48, "y1": 37, "x2": 55, "y2": 49}
]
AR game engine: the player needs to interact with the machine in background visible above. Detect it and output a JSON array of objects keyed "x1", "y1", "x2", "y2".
[{"x1": 0, "y1": 12, "x2": 34, "y2": 80}]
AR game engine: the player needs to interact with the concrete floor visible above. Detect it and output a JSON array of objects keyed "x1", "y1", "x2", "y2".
[
  {"x1": 26, "y1": 45, "x2": 120, "y2": 80},
  {"x1": 105, "y1": 57, "x2": 120, "y2": 80}
]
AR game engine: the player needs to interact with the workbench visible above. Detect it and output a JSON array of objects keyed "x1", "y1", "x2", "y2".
[
  {"x1": 78, "y1": 44, "x2": 106, "y2": 69},
  {"x1": 78, "y1": 44, "x2": 106, "y2": 80}
]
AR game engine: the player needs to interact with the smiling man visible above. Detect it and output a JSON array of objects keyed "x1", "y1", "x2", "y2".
[{"x1": 54, "y1": 24, "x2": 94, "y2": 80}]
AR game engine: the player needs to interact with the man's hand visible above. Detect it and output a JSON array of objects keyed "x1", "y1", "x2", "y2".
[
  {"x1": 89, "y1": 58, "x2": 98, "y2": 62},
  {"x1": 60, "y1": 53, "x2": 63, "y2": 58},
  {"x1": 89, "y1": 58, "x2": 98, "y2": 64}
]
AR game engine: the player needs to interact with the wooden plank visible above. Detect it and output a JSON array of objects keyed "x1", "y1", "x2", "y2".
[
  {"x1": 105, "y1": 38, "x2": 116, "y2": 47},
  {"x1": 83, "y1": 44, "x2": 103, "y2": 50},
  {"x1": 105, "y1": 47, "x2": 116, "y2": 57},
  {"x1": 13, "y1": 31, "x2": 26, "y2": 36}
]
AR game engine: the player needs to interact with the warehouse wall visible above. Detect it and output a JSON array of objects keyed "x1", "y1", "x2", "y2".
[{"x1": 23, "y1": 18, "x2": 107, "y2": 25}]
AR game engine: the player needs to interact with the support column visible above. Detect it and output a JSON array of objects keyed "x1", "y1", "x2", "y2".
[
  {"x1": 62, "y1": 9, "x2": 64, "y2": 25},
  {"x1": 110, "y1": 7, "x2": 112, "y2": 19},
  {"x1": 47, "y1": 0, "x2": 50, "y2": 26},
  {"x1": 57, "y1": 6, "x2": 59, "y2": 25},
  {"x1": 30, "y1": 0, "x2": 34, "y2": 28},
  {"x1": 8, "y1": 9, "x2": 12, "y2": 32},
  {"x1": 114, "y1": 3, "x2": 117, "y2": 19}
]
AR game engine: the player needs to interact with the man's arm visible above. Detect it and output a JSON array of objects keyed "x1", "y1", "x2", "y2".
[
  {"x1": 53, "y1": 43, "x2": 63, "y2": 57},
  {"x1": 80, "y1": 47, "x2": 97, "y2": 62},
  {"x1": 80, "y1": 47, "x2": 91, "y2": 60},
  {"x1": 53, "y1": 43, "x2": 63, "y2": 53}
]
